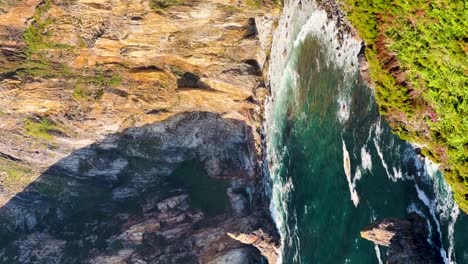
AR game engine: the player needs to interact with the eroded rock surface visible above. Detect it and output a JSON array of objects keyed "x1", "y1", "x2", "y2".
[
  {"x1": 361, "y1": 213, "x2": 437, "y2": 264},
  {"x1": 0, "y1": 0, "x2": 280, "y2": 262},
  {"x1": 0, "y1": 111, "x2": 278, "y2": 263},
  {"x1": 228, "y1": 228, "x2": 280, "y2": 264}
]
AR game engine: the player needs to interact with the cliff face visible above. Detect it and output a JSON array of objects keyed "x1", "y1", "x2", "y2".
[
  {"x1": 361, "y1": 213, "x2": 438, "y2": 264},
  {"x1": 0, "y1": 0, "x2": 280, "y2": 263}
]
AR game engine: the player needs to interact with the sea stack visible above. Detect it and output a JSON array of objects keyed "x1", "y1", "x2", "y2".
[{"x1": 361, "y1": 213, "x2": 437, "y2": 264}]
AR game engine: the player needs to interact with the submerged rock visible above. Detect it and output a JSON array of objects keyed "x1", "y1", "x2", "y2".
[{"x1": 361, "y1": 213, "x2": 437, "y2": 264}]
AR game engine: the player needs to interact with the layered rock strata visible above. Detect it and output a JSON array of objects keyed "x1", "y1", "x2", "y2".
[{"x1": 0, "y1": 0, "x2": 280, "y2": 262}]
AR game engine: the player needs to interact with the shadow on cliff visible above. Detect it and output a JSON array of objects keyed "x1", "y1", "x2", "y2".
[{"x1": 0, "y1": 111, "x2": 272, "y2": 263}]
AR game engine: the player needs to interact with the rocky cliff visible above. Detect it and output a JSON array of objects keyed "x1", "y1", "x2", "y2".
[
  {"x1": 361, "y1": 213, "x2": 439, "y2": 264},
  {"x1": 0, "y1": 0, "x2": 280, "y2": 263}
]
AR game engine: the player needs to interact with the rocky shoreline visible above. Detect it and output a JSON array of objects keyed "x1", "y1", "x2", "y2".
[
  {"x1": 316, "y1": 0, "x2": 371, "y2": 85},
  {"x1": 265, "y1": 0, "x2": 445, "y2": 263},
  {"x1": 318, "y1": 1, "x2": 446, "y2": 263}
]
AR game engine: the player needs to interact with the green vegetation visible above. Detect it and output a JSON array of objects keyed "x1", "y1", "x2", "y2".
[
  {"x1": 246, "y1": 0, "x2": 260, "y2": 9},
  {"x1": 341, "y1": 0, "x2": 468, "y2": 211},
  {"x1": 91, "y1": 71, "x2": 123, "y2": 88},
  {"x1": 220, "y1": 4, "x2": 242, "y2": 14},
  {"x1": 169, "y1": 65, "x2": 186, "y2": 76},
  {"x1": 35, "y1": 177, "x2": 66, "y2": 196},
  {"x1": 24, "y1": 0, "x2": 53, "y2": 54},
  {"x1": 149, "y1": 0, "x2": 184, "y2": 10},
  {"x1": 16, "y1": 61, "x2": 74, "y2": 80},
  {"x1": 24, "y1": 117, "x2": 57, "y2": 140},
  {"x1": 73, "y1": 69, "x2": 123, "y2": 100},
  {"x1": 0, "y1": 158, "x2": 32, "y2": 194},
  {"x1": 245, "y1": 0, "x2": 283, "y2": 9},
  {"x1": 15, "y1": 0, "x2": 123, "y2": 100},
  {"x1": 22, "y1": 0, "x2": 73, "y2": 54},
  {"x1": 12, "y1": 0, "x2": 74, "y2": 80},
  {"x1": 72, "y1": 84, "x2": 89, "y2": 100},
  {"x1": 0, "y1": 2, "x2": 6, "y2": 14}
]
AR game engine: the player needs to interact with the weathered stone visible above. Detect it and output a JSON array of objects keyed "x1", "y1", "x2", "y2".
[
  {"x1": 157, "y1": 195, "x2": 189, "y2": 213},
  {"x1": 119, "y1": 218, "x2": 161, "y2": 244},
  {"x1": 228, "y1": 228, "x2": 280, "y2": 264},
  {"x1": 0, "y1": 0, "x2": 280, "y2": 263},
  {"x1": 361, "y1": 213, "x2": 437, "y2": 264},
  {"x1": 0, "y1": 233, "x2": 66, "y2": 264},
  {"x1": 207, "y1": 248, "x2": 253, "y2": 264}
]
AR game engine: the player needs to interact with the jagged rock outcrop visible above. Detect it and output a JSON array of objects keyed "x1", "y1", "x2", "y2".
[
  {"x1": 361, "y1": 213, "x2": 437, "y2": 264},
  {"x1": 228, "y1": 228, "x2": 280, "y2": 264}
]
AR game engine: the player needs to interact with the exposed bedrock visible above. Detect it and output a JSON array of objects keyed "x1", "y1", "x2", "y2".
[
  {"x1": 0, "y1": 112, "x2": 278, "y2": 263},
  {"x1": 228, "y1": 228, "x2": 280, "y2": 264},
  {"x1": 361, "y1": 213, "x2": 438, "y2": 264},
  {"x1": 0, "y1": 0, "x2": 281, "y2": 262}
]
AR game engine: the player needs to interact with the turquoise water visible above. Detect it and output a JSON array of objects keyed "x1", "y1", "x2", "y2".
[{"x1": 266, "y1": 7, "x2": 468, "y2": 263}]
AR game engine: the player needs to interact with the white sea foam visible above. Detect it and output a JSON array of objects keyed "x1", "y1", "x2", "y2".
[
  {"x1": 374, "y1": 118, "x2": 383, "y2": 138},
  {"x1": 392, "y1": 166, "x2": 403, "y2": 181},
  {"x1": 422, "y1": 159, "x2": 459, "y2": 263},
  {"x1": 266, "y1": 1, "x2": 364, "y2": 262},
  {"x1": 372, "y1": 120, "x2": 404, "y2": 182},
  {"x1": 337, "y1": 96, "x2": 351, "y2": 124},
  {"x1": 373, "y1": 137, "x2": 392, "y2": 180},
  {"x1": 361, "y1": 146, "x2": 372, "y2": 171},
  {"x1": 374, "y1": 244, "x2": 384, "y2": 264},
  {"x1": 447, "y1": 205, "x2": 460, "y2": 264},
  {"x1": 343, "y1": 140, "x2": 360, "y2": 207},
  {"x1": 371, "y1": 119, "x2": 394, "y2": 181},
  {"x1": 267, "y1": 0, "x2": 361, "y2": 100},
  {"x1": 414, "y1": 182, "x2": 450, "y2": 263}
]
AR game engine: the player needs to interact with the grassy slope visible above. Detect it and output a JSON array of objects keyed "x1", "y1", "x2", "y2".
[{"x1": 340, "y1": 0, "x2": 468, "y2": 212}]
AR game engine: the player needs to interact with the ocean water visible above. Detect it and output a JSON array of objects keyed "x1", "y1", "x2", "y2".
[{"x1": 265, "y1": 1, "x2": 468, "y2": 263}]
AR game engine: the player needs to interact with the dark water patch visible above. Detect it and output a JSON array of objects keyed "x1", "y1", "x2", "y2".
[{"x1": 169, "y1": 160, "x2": 229, "y2": 216}]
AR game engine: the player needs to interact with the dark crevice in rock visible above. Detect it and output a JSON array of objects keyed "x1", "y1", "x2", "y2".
[
  {"x1": 244, "y1": 17, "x2": 258, "y2": 38},
  {"x1": 0, "y1": 152, "x2": 22, "y2": 162},
  {"x1": 105, "y1": 87, "x2": 129, "y2": 97},
  {"x1": 81, "y1": 21, "x2": 108, "y2": 48},
  {"x1": 176, "y1": 72, "x2": 211, "y2": 89},
  {"x1": 129, "y1": 65, "x2": 164, "y2": 73},
  {"x1": 82, "y1": 2, "x2": 112, "y2": 10},
  {"x1": 146, "y1": 108, "x2": 170, "y2": 115}
]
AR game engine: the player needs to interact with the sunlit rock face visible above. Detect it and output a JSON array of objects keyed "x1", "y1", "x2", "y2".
[
  {"x1": 0, "y1": 0, "x2": 276, "y2": 184},
  {"x1": 228, "y1": 228, "x2": 280, "y2": 264},
  {"x1": 0, "y1": 0, "x2": 280, "y2": 262},
  {"x1": 361, "y1": 213, "x2": 437, "y2": 264}
]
